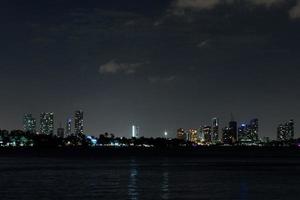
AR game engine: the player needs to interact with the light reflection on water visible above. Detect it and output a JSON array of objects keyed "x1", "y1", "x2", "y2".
[
  {"x1": 161, "y1": 171, "x2": 169, "y2": 199},
  {"x1": 0, "y1": 157, "x2": 299, "y2": 199},
  {"x1": 128, "y1": 159, "x2": 138, "y2": 200}
]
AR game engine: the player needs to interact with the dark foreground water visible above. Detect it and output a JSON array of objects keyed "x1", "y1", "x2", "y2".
[{"x1": 0, "y1": 156, "x2": 300, "y2": 200}]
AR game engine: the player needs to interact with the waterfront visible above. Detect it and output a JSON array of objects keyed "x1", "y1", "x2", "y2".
[{"x1": 0, "y1": 156, "x2": 300, "y2": 199}]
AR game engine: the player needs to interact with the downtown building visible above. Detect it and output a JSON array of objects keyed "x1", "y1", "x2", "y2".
[
  {"x1": 177, "y1": 128, "x2": 186, "y2": 141},
  {"x1": 23, "y1": 114, "x2": 36, "y2": 133},
  {"x1": 74, "y1": 110, "x2": 84, "y2": 136},
  {"x1": 132, "y1": 125, "x2": 140, "y2": 138},
  {"x1": 187, "y1": 129, "x2": 198, "y2": 143},
  {"x1": 66, "y1": 118, "x2": 72, "y2": 136},
  {"x1": 212, "y1": 118, "x2": 219, "y2": 143},
  {"x1": 40, "y1": 112, "x2": 54, "y2": 135},
  {"x1": 277, "y1": 120, "x2": 294, "y2": 141},
  {"x1": 222, "y1": 120, "x2": 237, "y2": 145},
  {"x1": 238, "y1": 118, "x2": 259, "y2": 145}
]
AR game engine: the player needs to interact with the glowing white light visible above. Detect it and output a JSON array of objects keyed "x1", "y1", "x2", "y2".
[{"x1": 132, "y1": 125, "x2": 136, "y2": 137}]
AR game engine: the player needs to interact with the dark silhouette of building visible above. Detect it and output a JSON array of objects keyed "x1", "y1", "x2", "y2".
[
  {"x1": 228, "y1": 120, "x2": 237, "y2": 143},
  {"x1": 222, "y1": 127, "x2": 231, "y2": 144},
  {"x1": 203, "y1": 126, "x2": 212, "y2": 143}
]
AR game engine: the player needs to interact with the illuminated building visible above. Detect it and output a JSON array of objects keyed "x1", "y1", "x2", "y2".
[
  {"x1": 238, "y1": 123, "x2": 249, "y2": 142},
  {"x1": 23, "y1": 114, "x2": 36, "y2": 133},
  {"x1": 66, "y1": 118, "x2": 72, "y2": 136},
  {"x1": 203, "y1": 126, "x2": 212, "y2": 143},
  {"x1": 238, "y1": 119, "x2": 259, "y2": 144},
  {"x1": 75, "y1": 110, "x2": 84, "y2": 136},
  {"x1": 277, "y1": 120, "x2": 294, "y2": 141},
  {"x1": 40, "y1": 112, "x2": 54, "y2": 135},
  {"x1": 198, "y1": 126, "x2": 205, "y2": 141},
  {"x1": 187, "y1": 129, "x2": 198, "y2": 143},
  {"x1": 132, "y1": 125, "x2": 140, "y2": 138},
  {"x1": 177, "y1": 128, "x2": 186, "y2": 141},
  {"x1": 212, "y1": 118, "x2": 219, "y2": 143}
]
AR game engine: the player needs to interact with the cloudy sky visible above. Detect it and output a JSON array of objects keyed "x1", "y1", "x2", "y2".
[{"x1": 1, "y1": 0, "x2": 300, "y2": 138}]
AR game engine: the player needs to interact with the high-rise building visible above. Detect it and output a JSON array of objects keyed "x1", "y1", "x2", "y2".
[
  {"x1": 23, "y1": 114, "x2": 36, "y2": 133},
  {"x1": 238, "y1": 123, "x2": 249, "y2": 142},
  {"x1": 132, "y1": 125, "x2": 139, "y2": 138},
  {"x1": 238, "y1": 119, "x2": 259, "y2": 144},
  {"x1": 212, "y1": 118, "x2": 219, "y2": 143},
  {"x1": 277, "y1": 120, "x2": 294, "y2": 141},
  {"x1": 74, "y1": 110, "x2": 84, "y2": 136},
  {"x1": 177, "y1": 128, "x2": 186, "y2": 141},
  {"x1": 249, "y1": 118, "x2": 259, "y2": 142},
  {"x1": 222, "y1": 127, "x2": 231, "y2": 144},
  {"x1": 203, "y1": 126, "x2": 212, "y2": 143},
  {"x1": 187, "y1": 129, "x2": 198, "y2": 143},
  {"x1": 40, "y1": 112, "x2": 54, "y2": 135},
  {"x1": 228, "y1": 120, "x2": 237, "y2": 143},
  {"x1": 66, "y1": 118, "x2": 72, "y2": 136}
]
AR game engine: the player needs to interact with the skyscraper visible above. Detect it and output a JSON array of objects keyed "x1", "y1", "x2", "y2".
[
  {"x1": 212, "y1": 118, "x2": 219, "y2": 143},
  {"x1": 132, "y1": 125, "x2": 139, "y2": 138},
  {"x1": 222, "y1": 127, "x2": 231, "y2": 144},
  {"x1": 228, "y1": 120, "x2": 237, "y2": 144},
  {"x1": 187, "y1": 129, "x2": 198, "y2": 143},
  {"x1": 177, "y1": 128, "x2": 186, "y2": 141},
  {"x1": 238, "y1": 123, "x2": 249, "y2": 142},
  {"x1": 40, "y1": 112, "x2": 54, "y2": 135},
  {"x1": 277, "y1": 120, "x2": 294, "y2": 141},
  {"x1": 74, "y1": 110, "x2": 84, "y2": 136},
  {"x1": 23, "y1": 114, "x2": 36, "y2": 133},
  {"x1": 203, "y1": 126, "x2": 212, "y2": 143},
  {"x1": 249, "y1": 118, "x2": 259, "y2": 142},
  {"x1": 66, "y1": 118, "x2": 72, "y2": 136},
  {"x1": 238, "y1": 118, "x2": 259, "y2": 144}
]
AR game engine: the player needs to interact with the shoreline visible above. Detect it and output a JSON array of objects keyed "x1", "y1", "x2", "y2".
[{"x1": 0, "y1": 146, "x2": 300, "y2": 158}]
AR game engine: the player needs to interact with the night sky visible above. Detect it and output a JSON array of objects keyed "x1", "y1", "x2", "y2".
[{"x1": 1, "y1": 0, "x2": 300, "y2": 139}]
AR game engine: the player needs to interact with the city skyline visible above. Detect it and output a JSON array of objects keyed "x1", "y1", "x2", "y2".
[
  {"x1": 18, "y1": 111, "x2": 296, "y2": 140},
  {"x1": 1, "y1": 0, "x2": 300, "y2": 138}
]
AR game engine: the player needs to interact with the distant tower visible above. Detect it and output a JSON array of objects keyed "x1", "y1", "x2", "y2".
[
  {"x1": 23, "y1": 114, "x2": 36, "y2": 133},
  {"x1": 66, "y1": 118, "x2": 72, "y2": 136},
  {"x1": 74, "y1": 110, "x2": 84, "y2": 136},
  {"x1": 40, "y1": 112, "x2": 54, "y2": 135},
  {"x1": 212, "y1": 118, "x2": 219, "y2": 143},
  {"x1": 132, "y1": 125, "x2": 139, "y2": 138}
]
